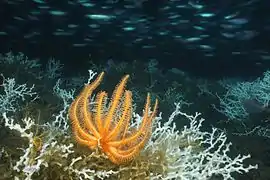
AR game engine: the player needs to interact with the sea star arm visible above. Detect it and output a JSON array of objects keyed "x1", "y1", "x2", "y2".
[
  {"x1": 69, "y1": 96, "x2": 98, "y2": 149},
  {"x1": 79, "y1": 73, "x2": 104, "y2": 138},
  {"x1": 103, "y1": 75, "x2": 129, "y2": 134},
  {"x1": 94, "y1": 91, "x2": 108, "y2": 133},
  {"x1": 106, "y1": 90, "x2": 132, "y2": 141},
  {"x1": 108, "y1": 94, "x2": 158, "y2": 147}
]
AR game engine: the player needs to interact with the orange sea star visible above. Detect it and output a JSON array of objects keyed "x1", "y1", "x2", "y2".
[{"x1": 68, "y1": 72, "x2": 158, "y2": 164}]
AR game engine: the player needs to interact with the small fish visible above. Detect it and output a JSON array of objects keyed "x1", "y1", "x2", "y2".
[
  {"x1": 0, "y1": 0, "x2": 267, "y2": 64},
  {"x1": 33, "y1": 0, "x2": 45, "y2": 4},
  {"x1": 0, "y1": 32, "x2": 7, "y2": 35},
  {"x1": 227, "y1": 18, "x2": 248, "y2": 25},
  {"x1": 73, "y1": 43, "x2": 87, "y2": 47},
  {"x1": 123, "y1": 27, "x2": 136, "y2": 31},
  {"x1": 185, "y1": 37, "x2": 202, "y2": 42},
  {"x1": 196, "y1": 13, "x2": 215, "y2": 18},
  {"x1": 49, "y1": 10, "x2": 67, "y2": 16},
  {"x1": 85, "y1": 14, "x2": 114, "y2": 21}
]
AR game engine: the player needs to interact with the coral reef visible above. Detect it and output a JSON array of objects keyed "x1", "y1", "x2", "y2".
[{"x1": 0, "y1": 53, "x2": 258, "y2": 179}]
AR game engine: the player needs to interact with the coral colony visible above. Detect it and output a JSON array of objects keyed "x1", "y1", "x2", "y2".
[{"x1": 0, "y1": 53, "x2": 257, "y2": 179}]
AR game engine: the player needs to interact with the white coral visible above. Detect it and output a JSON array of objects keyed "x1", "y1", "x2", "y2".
[
  {"x1": 3, "y1": 70, "x2": 258, "y2": 180},
  {"x1": 145, "y1": 103, "x2": 257, "y2": 180},
  {"x1": 0, "y1": 75, "x2": 37, "y2": 114}
]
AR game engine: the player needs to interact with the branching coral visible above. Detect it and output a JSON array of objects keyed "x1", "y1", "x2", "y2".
[{"x1": 1, "y1": 70, "x2": 258, "y2": 180}]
